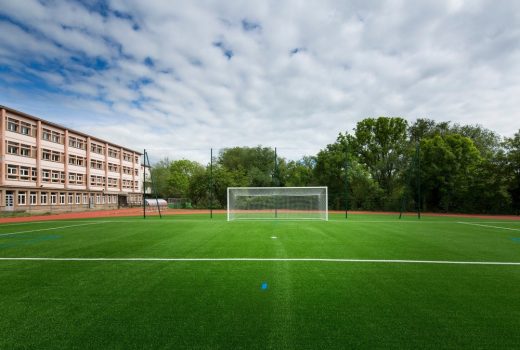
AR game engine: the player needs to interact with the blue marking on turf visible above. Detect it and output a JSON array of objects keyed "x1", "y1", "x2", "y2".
[
  {"x1": 261, "y1": 282, "x2": 268, "y2": 290},
  {"x1": 512, "y1": 238, "x2": 520, "y2": 243}
]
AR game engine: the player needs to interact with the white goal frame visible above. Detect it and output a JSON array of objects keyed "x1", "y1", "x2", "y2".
[{"x1": 227, "y1": 186, "x2": 328, "y2": 221}]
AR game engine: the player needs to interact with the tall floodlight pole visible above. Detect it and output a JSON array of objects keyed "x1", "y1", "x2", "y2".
[
  {"x1": 143, "y1": 149, "x2": 146, "y2": 219},
  {"x1": 210, "y1": 148, "x2": 213, "y2": 219},
  {"x1": 416, "y1": 141, "x2": 421, "y2": 219},
  {"x1": 274, "y1": 147, "x2": 278, "y2": 219},
  {"x1": 345, "y1": 143, "x2": 348, "y2": 219}
]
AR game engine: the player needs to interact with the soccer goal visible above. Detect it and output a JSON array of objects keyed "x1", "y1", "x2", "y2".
[{"x1": 227, "y1": 187, "x2": 328, "y2": 221}]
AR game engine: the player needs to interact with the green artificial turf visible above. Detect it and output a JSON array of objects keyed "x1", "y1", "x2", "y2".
[{"x1": 1, "y1": 214, "x2": 519, "y2": 349}]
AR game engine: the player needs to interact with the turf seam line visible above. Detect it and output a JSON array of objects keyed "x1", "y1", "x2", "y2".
[
  {"x1": 0, "y1": 257, "x2": 520, "y2": 265},
  {"x1": 0, "y1": 222, "x2": 108, "y2": 236},
  {"x1": 457, "y1": 222, "x2": 520, "y2": 232}
]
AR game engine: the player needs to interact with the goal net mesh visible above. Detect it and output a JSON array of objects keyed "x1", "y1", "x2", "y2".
[{"x1": 227, "y1": 187, "x2": 328, "y2": 221}]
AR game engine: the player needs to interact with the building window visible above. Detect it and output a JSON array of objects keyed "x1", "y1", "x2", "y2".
[
  {"x1": 51, "y1": 172, "x2": 60, "y2": 183},
  {"x1": 18, "y1": 191, "x2": 27, "y2": 205},
  {"x1": 7, "y1": 118, "x2": 19, "y2": 132},
  {"x1": 30, "y1": 192, "x2": 37, "y2": 205},
  {"x1": 68, "y1": 173, "x2": 85, "y2": 185},
  {"x1": 41, "y1": 193, "x2": 48, "y2": 205},
  {"x1": 76, "y1": 194, "x2": 81, "y2": 204},
  {"x1": 83, "y1": 194, "x2": 88, "y2": 204},
  {"x1": 90, "y1": 175, "x2": 105, "y2": 186},
  {"x1": 20, "y1": 144, "x2": 31, "y2": 157},
  {"x1": 108, "y1": 148, "x2": 119, "y2": 158},
  {"x1": 42, "y1": 149, "x2": 64, "y2": 163},
  {"x1": 19, "y1": 166, "x2": 30, "y2": 181},
  {"x1": 42, "y1": 170, "x2": 50, "y2": 182},
  {"x1": 51, "y1": 152, "x2": 61, "y2": 162},
  {"x1": 7, "y1": 118, "x2": 36, "y2": 136},
  {"x1": 51, "y1": 193, "x2": 57, "y2": 204},
  {"x1": 5, "y1": 141, "x2": 36, "y2": 158},
  {"x1": 20, "y1": 122, "x2": 31, "y2": 135},
  {"x1": 42, "y1": 149, "x2": 51, "y2": 161},
  {"x1": 42, "y1": 128, "x2": 63, "y2": 144},
  {"x1": 6, "y1": 118, "x2": 36, "y2": 136},
  {"x1": 68, "y1": 193, "x2": 73, "y2": 204},
  {"x1": 42, "y1": 129, "x2": 51, "y2": 141},
  {"x1": 108, "y1": 163, "x2": 119, "y2": 172},
  {"x1": 7, "y1": 141, "x2": 19, "y2": 154},
  {"x1": 59, "y1": 193, "x2": 65, "y2": 205},
  {"x1": 90, "y1": 143, "x2": 104, "y2": 154},
  {"x1": 69, "y1": 155, "x2": 85, "y2": 167},
  {"x1": 6, "y1": 164, "x2": 17, "y2": 179},
  {"x1": 90, "y1": 159, "x2": 104, "y2": 170},
  {"x1": 69, "y1": 136, "x2": 85, "y2": 150}
]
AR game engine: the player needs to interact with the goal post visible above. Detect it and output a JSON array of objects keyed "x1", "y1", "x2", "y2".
[{"x1": 227, "y1": 187, "x2": 328, "y2": 221}]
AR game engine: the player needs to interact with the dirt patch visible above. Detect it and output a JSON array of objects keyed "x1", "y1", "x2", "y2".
[{"x1": 0, "y1": 208, "x2": 518, "y2": 224}]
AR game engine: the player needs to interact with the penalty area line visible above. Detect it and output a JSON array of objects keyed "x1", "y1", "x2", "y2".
[
  {"x1": 0, "y1": 257, "x2": 519, "y2": 266},
  {"x1": 457, "y1": 222, "x2": 520, "y2": 232}
]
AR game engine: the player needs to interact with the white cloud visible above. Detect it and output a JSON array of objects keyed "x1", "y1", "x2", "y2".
[{"x1": 0, "y1": 0, "x2": 519, "y2": 164}]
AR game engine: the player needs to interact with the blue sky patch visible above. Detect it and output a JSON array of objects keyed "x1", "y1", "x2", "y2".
[
  {"x1": 242, "y1": 19, "x2": 261, "y2": 32},
  {"x1": 144, "y1": 57, "x2": 155, "y2": 67},
  {"x1": 213, "y1": 41, "x2": 234, "y2": 60},
  {"x1": 290, "y1": 47, "x2": 306, "y2": 56}
]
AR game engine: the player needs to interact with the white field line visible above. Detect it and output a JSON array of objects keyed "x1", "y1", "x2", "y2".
[
  {"x1": 0, "y1": 220, "x2": 114, "y2": 227},
  {"x1": 0, "y1": 222, "x2": 108, "y2": 237},
  {"x1": 1, "y1": 219, "x2": 518, "y2": 226},
  {"x1": 458, "y1": 222, "x2": 520, "y2": 232},
  {"x1": 0, "y1": 257, "x2": 519, "y2": 266}
]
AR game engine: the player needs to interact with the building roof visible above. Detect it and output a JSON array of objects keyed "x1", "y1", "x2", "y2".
[{"x1": 1, "y1": 104, "x2": 142, "y2": 155}]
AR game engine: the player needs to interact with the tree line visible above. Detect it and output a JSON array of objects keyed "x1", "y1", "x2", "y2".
[{"x1": 150, "y1": 117, "x2": 520, "y2": 214}]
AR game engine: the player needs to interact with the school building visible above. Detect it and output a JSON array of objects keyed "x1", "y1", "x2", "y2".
[{"x1": 0, "y1": 105, "x2": 142, "y2": 212}]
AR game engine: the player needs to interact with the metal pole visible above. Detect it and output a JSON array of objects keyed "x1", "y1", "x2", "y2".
[
  {"x1": 147, "y1": 152, "x2": 162, "y2": 219},
  {"x1": 143, "y1": 149, "x2": 146, "y2": 219},
  {"x1": 274, "y1": 147, "x2": 278, "y2": 219},
  {"x1": 210, "y1": 148, "x2": 213, "y2": 219},
  {"x1": 416, "y1": 141, "x2": 421, "y2": 219},
  {"x1": 345, "y1": 143, "x2": 348, "y2": 219}
]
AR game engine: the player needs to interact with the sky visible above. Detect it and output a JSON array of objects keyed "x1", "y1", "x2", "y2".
[{"x1": 1, "y1": 0, "x2": 519, "y2": 163}]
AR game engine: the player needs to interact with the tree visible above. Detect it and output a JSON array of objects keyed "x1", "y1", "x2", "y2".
[
  {"x1": 353, "y1": 117, "x2": 409, "y2": 202},
  {"x1": 283, "y1": 156, "x2": 316, "y2": 187},
  {"x1": 408, "y1": 118, "x2": 451, "y2": 141},
  {"x1": 314, "y1": 132, "x2": 382, "y2": 210},
  {"x1": 451, "y1": 124, "x2": 501, "y2": 160},
  {"x1": 503, "y1": 131, "x2": 520, "y2": 214},
  {"x1": 420, "y1": 134, "x2": 481, "y2": 212},
  {"x1": 218, "y1": 146, "x2": 276, "y2": 186},
  {"x1": 167, "y1": 159, "x2": 205, "y2": 198},
  {"x1": 150, "y1": 158, "x2": 171, "y2": 198}
]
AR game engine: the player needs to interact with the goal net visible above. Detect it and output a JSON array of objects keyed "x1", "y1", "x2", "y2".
[{"x1": 227, "y1": 187, "x2": 328, "y2": 221}]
